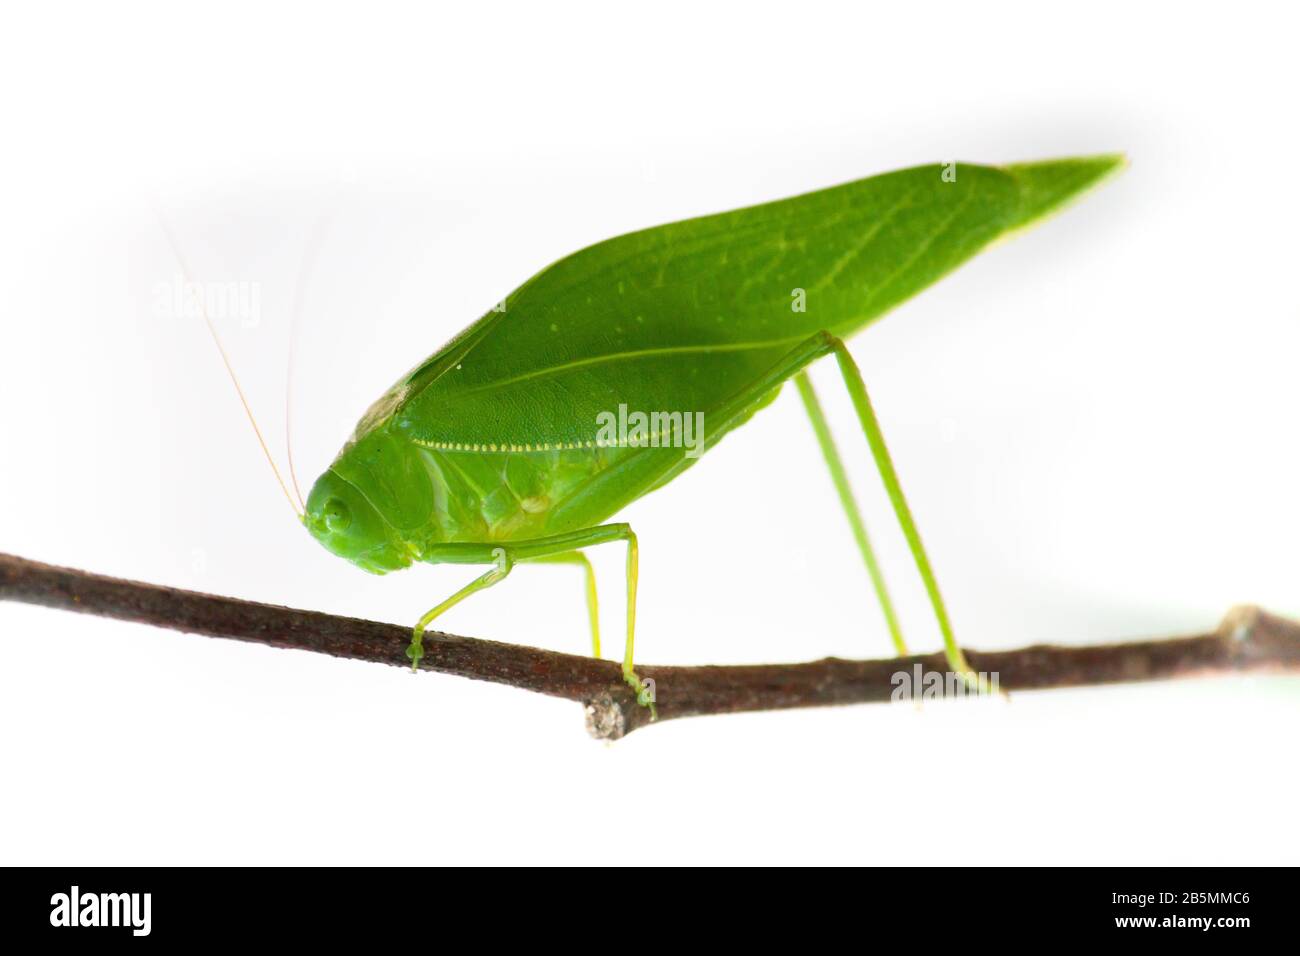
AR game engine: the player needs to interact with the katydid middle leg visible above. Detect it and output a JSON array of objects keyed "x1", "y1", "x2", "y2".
[{"x1": 528, "y1": 551, "x2": 602, "y2": 657}]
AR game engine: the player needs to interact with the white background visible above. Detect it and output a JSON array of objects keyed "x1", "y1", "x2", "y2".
[{"x1": 2, "y1": 2, "x2": 1298, "y2": 865}]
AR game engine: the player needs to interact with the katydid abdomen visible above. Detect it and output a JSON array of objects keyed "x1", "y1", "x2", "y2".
[{"x1": 298, "y1": 156, "x2": 1123, "y2": 706}]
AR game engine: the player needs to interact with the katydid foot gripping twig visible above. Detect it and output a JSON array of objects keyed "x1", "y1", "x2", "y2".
[{"x1": 2, "y1": 552, "x2": 1298, "y2": 740}]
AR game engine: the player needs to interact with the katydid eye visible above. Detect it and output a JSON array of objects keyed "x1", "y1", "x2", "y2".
[{"x1": 324, "y1": 499, "x2": 351, "y2": 532}]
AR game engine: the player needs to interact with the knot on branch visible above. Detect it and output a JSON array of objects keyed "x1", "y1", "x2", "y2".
[{"x1": 583, "y1": 692, "x2": 654, "y2": 741}]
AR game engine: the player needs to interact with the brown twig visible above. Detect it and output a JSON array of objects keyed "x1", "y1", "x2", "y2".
[{"x1": 2, "y1": 552, "x2": 1298, "y2": 739}]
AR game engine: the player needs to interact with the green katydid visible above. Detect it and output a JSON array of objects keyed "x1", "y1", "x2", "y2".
[{"x1": 191, "y1": 155, "x2": 1124, "y2": 716}]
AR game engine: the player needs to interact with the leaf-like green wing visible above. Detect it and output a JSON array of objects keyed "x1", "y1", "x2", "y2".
[{"x1": 390, "y1": 156, "x2": 1123, "y2": 450}]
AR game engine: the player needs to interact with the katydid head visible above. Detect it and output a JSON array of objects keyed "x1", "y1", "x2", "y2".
[
  {"x1": 304, "y1": 424, "x2": 438, "y2": 572},
  {"x1": 303, "y1": 469, "x2": 413, "y2": 574}
]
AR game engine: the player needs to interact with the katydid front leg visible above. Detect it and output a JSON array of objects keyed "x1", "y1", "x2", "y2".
[
  {"x1": 411, "y1": 524, "x2": 655, "y2": 716},
  {"x1": 407, "y1": 547, "x2": 514, "y2": 670}
]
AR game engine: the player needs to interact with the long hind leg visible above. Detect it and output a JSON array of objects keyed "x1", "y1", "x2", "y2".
[
  {"x1": 701, "y1": 330, "x2": 980, "y2": 685},
  {"x1": 822, "y1": 335, "x2": 985, "y2": 687},
  {"x1": 795, "y1": 371, "x2": 908, "y2": 657}
]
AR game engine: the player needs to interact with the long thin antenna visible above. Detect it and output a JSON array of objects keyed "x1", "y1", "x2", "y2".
[
  {"x1": 158, "y1": 214, "x2": 303, "y2": 519},
  {"x1": 285, "y1": 212, "x2": 334, "y2": 513}
]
